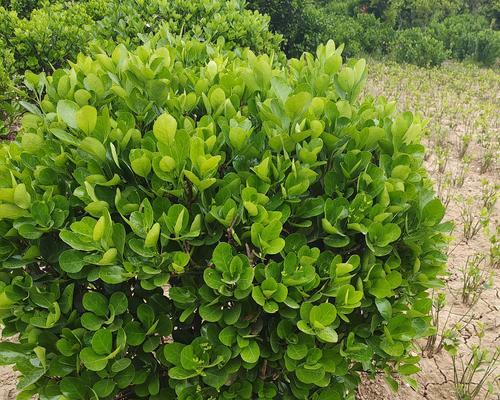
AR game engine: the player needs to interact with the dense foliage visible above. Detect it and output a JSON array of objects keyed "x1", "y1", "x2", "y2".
[
  {"x1": 0, "y1": 41, "x2": 15, "y2": 101},
  {"x1": 91, "y1": 0, "x2": 282, "y2": 57},
  {"x1": 0, "y1": 36, "x2": 449, "y2": 399},
  {"x1": 0, "y1": 0, "x2": 47, "y2": 18},
  {"x1": 0, "y1": 0, "x2": 282, "y2": 105},
  {"x1": 392, "y1": 28, "x2": 449, "y2": 67},
  {"x1": 249, "y1": 0, "x2": 499, "y2": 66},
  {"x1": 0, "y1": 0, "x2": 281, "y2": 74},
  {"x1": 0, "y1": 2, "x2": 96, "y2": 73},
  {"x1": 246, "y1": 0, "x2": 323, "y2": 57}
]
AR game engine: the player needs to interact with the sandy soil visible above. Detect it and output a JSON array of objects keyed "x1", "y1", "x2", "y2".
[{"x1": 0, "y1": 367, "x2": 16, "y2": 400}]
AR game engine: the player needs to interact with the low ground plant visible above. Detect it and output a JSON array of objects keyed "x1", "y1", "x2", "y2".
[
  {"x1": 452, "y1": 327, "x2": 499, "y2": 400},
  {"x1": 461, "y1": 254, "x2": 493, "y2": 306}
]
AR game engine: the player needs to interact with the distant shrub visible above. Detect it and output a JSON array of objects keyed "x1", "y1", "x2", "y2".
[
  {"x1": 356, "y1": 12, "x2": 396, "y2": 55},
  {"x1": 393, "y1": 28, "x2": 449, "y2": 66},
  {"x1": 247, "y1": 0, "x2": 321, "y2": 57},
  {"x1": 324, "y1": 0, "x2": 360, "y2": 15},
  {"x1": 8, "y1": 2, "x2": 95, "y2": 72},
  {"x1": 248, "y1": 0, "x2": 374, "y2": 58},
  {"x1": 474, "y1": 30, "x2": 500, "y2": 66},
  {"x1": 0, "y1": 0, "x2": 282, "y2": 78},
  {"x1": 432, "y1": 14, "x2": 489, "y2": 60},
  {"x1": 0, "y1": 0, "x2": 44, "y2": 17},
  {"x1": 0, "y1": 42, "x2": 15, "y2": 102},
  {"x1": 0, "y1": 13, "x2": 16, "y2": 103},
  {"x1": 320, "y1": 14, "x2": 364, "y2": 57},
  {"x1": 0, "y1": 5, "x2": 19, "y2": 42},
  {"x1": 431, "y1": 15, "x2": 500, "y2": 65},
  {"x1": 250, "y1": 0, "x2": 481, "y2": 67},
  {"x1": 461, "y1": 0, "x2": 500, "y2": 28},
  {"x1": 361, "y1": 0, "x2": 463, "y2": 28},
  {"x1": 0, "y1": 0, "x2": 283, "y2": 118}
]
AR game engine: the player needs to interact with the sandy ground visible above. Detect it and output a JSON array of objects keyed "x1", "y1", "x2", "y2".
[{"x1": 0, "y1": 368, "x2": 16, "y2": 400}]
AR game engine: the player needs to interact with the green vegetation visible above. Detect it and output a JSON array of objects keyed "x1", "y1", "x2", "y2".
[
  {"x1": 366, "y1": 57, "x2": 499, "y2": 398},
  {"x1": 0, "y1": 35, "x2": 451, "y2": 398},
  {"x1": 0, "y1": 0, "x2": 498, "y2": 399},
  {"x1": 249, "y1": 0, "x2": 499, "y2": 66},
  {"x1": 451, "y1": 328, "x2": 499, "y2": 400}
]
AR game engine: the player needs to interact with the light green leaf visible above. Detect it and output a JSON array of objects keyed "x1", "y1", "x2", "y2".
[
  {"x1": 240, "y1": 341, "x2": 260, "y2": 363},
  {"x1": 57, "y1": 100, "x2": 79, "y2": 129},
  {"x1": 59, "y1": 250, "x2": 86, "y2": 273},
  {"x1": 91, "y1": 329, "x2": 112, "y2": 355},
  {"x1": 76, "y1": 105, "x2": 97, "y2": 134},
  {"x1": 80, "y1": 347, "x2": 108, "y2": 371}
]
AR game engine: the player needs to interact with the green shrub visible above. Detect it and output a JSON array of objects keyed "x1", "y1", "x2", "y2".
[
  {"x1": 8, "y1": 2, "x2": 95, "y2": 72},
  {"x1": 474, "y1": 30, "x2": 500, "y2": 66},
  {"x1": 431, "y1": 14, "x2": 490, "y2": 60},
  {"x1": 0, "y1": 40, "x2": 15, "y2": 101},
  {"x1": 247, "y1": 0, "x2": 321, "y2": 57},
  {"x1": 461, "y1": 0, "x2": 500, "y2": 28},
  {"x1": 0, "y1": 5, "x2": 19, "y2": 45},
  {"x1": 431, "y1": 14, "x2": 499, "y2": 65},
  {"x1": 1, "y1": 0, "x2": 44, "y2": 17},
  {"x1": 247, "y1": 0, "x2": 374, "y2": 58},
  {"x1": 361, "y1": 0, "x2": 463, "y2": 28},
  {"x1": 0, "y1": 0, "x2": 283, "y2": 114},
  {"x1": 355, "y1": 12, "x2": 396, "y2": 55},
  {"x1": 93, "y1": 0, "x2": 282, "y2": 56},
  {"x1": 393, "y1": 28, "x2": 449, "y2": 66},
  {"x1": 324, "y1": 0, "x2": 360, "y2": 15},
  {"x1": 0, "y1": 35, "x2": 19, "y2": 138},
  {"x1": 316, "y1": 14, "x2": 364, "y2": 57},
  {"x1": 0, "y1": 38, "x2": 449, "y2": 399}
]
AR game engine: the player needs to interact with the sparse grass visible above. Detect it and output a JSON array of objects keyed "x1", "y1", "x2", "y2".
[{"x1": 423, "y1": 291, "x2": 473, "y2": 358}]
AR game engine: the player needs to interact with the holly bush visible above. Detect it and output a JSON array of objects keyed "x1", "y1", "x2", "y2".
[{"x1": 0, "y1": 37, "x2": 449, "y2": 399}]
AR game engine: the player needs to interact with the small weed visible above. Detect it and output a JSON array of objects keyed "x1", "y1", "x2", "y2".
[
  {"x1": 452, "y1": 325, "x2": 499, "y2": 400},
  {"x1": 423, "y1": 292, "x2": 472, "y2": 357},
  {"x1": 458, "y1": 133, "x2": 472, "y2": 160},
  {"x1": 452, "y1": 156, "x2": 471, "y2": 188},
  {"x1": 459, "y1": 197, "x2": 484, "y2": 242},
  {"x1": 461, "y1": 254, "x2": 493, "y2": 306}
]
